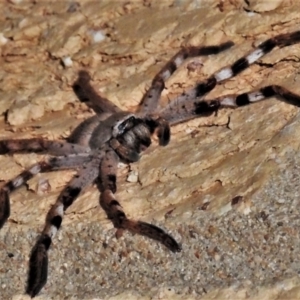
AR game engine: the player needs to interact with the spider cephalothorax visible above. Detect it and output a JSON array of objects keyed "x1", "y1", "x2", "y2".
[{"x1": 1, "y1": 30, "x2": 300, "y2": 297}]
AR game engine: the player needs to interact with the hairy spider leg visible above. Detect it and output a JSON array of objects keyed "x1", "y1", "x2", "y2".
[
  {"x1": 138, "y1": 41, "x2": 234, "y2": 114},
  {"x1": 73, "y1": 70, "x2": 122, "y2": 115},
  {"x1": 98, "y1": 148, "x2": 181, "y2": 252},
  {"x1": 161, "y1": 30, "x2": 300, "y2": 125},
  {"x1": 0, "y1": 139, "x2": 90, "y2": 156},
  {"x1": 26, "y1": 152, "x2": 103, "y2": 297},
  {"x1": 0, "y1": 154, "x2": 92, "y2": 229}
]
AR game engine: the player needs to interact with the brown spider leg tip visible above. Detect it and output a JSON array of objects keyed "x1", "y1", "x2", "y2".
[
  {"x1": 26, "y1": 235, "x2": 51, "y2": 298},
  {"x1": 115, "y1": 228, "x2": 125, "y2": 239},
  {"x1": 157, "y1": 125, "x2": 170, "y2": 146},
  {"x1": 126, "y1": 220, "x2": 182, "y2": 253},
  {"x1": 165, "y1": 236, "x2": 182, "y2": 253},
  {"x1": 0, "y1": 189, "x2": 10, "y2": 229}
]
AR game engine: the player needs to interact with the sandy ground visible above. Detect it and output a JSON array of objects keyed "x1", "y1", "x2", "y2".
[{"x1": 1, "y1": 0, "x2": 300, "y2": 299}]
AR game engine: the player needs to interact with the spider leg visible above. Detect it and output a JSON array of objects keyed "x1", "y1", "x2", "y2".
[
  {"x1": 26, "y1": 153, "x2": 102, "y2": 298},
  {"x1": 99, "y1": 148, "x2": 181, "y2": 252},
  {"x1": 138, "y1": 41, "x2": 234, "y2": 114},
  {"x1": 210, "y1": 85, "x2": 300, "y2": 108},
  {"x1": 73, "y1": 70, "x2": 122, "y2": 114},
  {"x1": 0, "y1": 154, "x2": 92, "y2": 229},
  {"x1": 163, "y1": 30, "x2": 300, "y2": 116},
  {"x1": 160, "y1": 97, "x2": 219, "y2": 125},
  {"x1": 0, "y1": 139, "x2": 90, "y2": 156},
  {"x1": 161, "y1": 85, "x2": 300, "y2": 125},
  {"x1": 155, "y1": 117, "x2": 171, "y2": 146}
]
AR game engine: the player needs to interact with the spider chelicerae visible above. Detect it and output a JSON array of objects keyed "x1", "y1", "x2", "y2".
[{"x1": 1, "y1": 30, "x2": 300, "y2": 298}]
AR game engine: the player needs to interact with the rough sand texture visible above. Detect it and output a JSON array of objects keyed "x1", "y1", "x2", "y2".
[{"x1": 1, "y1": 0, "x2": 300, "y2": 299}]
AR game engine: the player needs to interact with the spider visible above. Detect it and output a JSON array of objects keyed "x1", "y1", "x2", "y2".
[{"x1": 1, "y1": 29, "x2": 300, "y2": 298}]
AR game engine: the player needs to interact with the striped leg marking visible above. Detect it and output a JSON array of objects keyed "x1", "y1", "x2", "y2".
[
  {"x1": 168, "y1": 30, "x2": 300, "y2": 112},
  {"x1": 26, "y1": 157, "x2": 102, "y2": 298},
  {"x1": 73, "y1": 70, "x2": 122, "y2": 114},
  {"x1": 138, "y1": 41, "x2": 234, "y2": 114},
  {"x1": 161, "y1": 85, "x2": 300, "y2": 125},
  {"x1": 99, "y1": 150, "x2": 181, "y2": 252},
  {"x1": 0, "y1": 162, "x2": 51, "y2": 229},
  {"x1": 0, "y1": 154, "x2": 92, "y2": 229},
  {"x1": 214, "y1": 85, "x2": 300, "y2": 108},
  {"x1": 100, "y1": 189, "x2": 181, "y2": 252}
]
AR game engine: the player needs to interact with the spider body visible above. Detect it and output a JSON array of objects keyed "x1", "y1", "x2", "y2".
[{"x1": 1, "y1": 30, "x2": 300, "y2": 297}]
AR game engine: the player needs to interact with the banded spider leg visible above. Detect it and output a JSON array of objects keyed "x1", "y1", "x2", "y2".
[
  {"x1": 0, "y1": 140, "x2": 91, "y2": 229},
  {"x1": 98, "y1": 147, "x2": 180, "y2": 252},
  {"x1": 26, "y1": 150, "x2": 105, "y2": 297},
  {"x1": 159, "y1": 30, "x2": 300, "y2": 124},
  {"x1": 138, "y1": 40, "x2": 235, "y2": 114}
]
